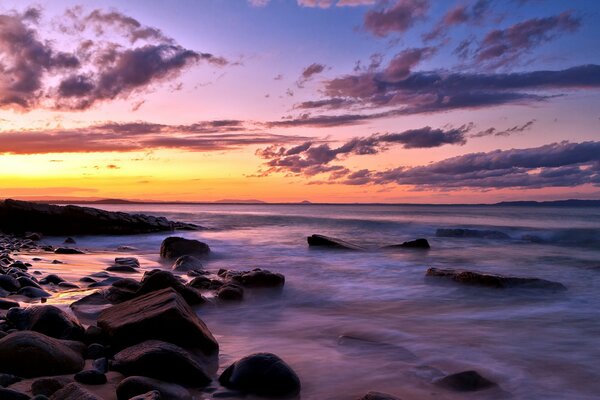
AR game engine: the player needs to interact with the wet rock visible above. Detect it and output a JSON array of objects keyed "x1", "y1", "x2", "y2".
[
  {"x1": 0, "y1": 387, "x2": 30, "y2": 400},
  {"x1": 385, "y1": 238, "x2": 430, "y2": 249},
  {"x1": 172, "y1": 255, "x2": 203, "y2": 272},
  {"x1": 231, "y1": 269, "x2": 285, "y2": 288},
  {"x1": 26, "y1": 232, "x2": 43, "y2": 241},
  {"x1": 16, "y1": 276, "x2": 41, "y2": 289},
  {"x1": 64, "y1": 237, "x2": 76, "y2": 244},
  {"x1": 49, "y1": 382, "x2": 103, "y2": 400},
  {"x1": 0, "y1": 373, "x2": 22, "y2": 387},
  {"x1": 31, "y1": 395, "x2": 50, "y2": 400},
  {"x1": 188, "y1": 276, "x2": 222, "y2": 290},
  {"x1": 39, "y1": 274, "x2": 65, "y2": 285},
  {"x1": 436, "y1": 228, "x2": 510, "y2": 239},
  {"x1": 307, "y1": 234, "x2": 364, "y2": 250},
  {"x1": 58, "y1": 282, "x2": 79, "y2": 289},
  {"x1": 86, "y1": 343, "x2": 106, "y2": 359},
  {"x1": 136, "y1": 270, "x2": 205, "y2": 305},
  {"x1": 105, "y1": 286, "x2": 138, "y2": 304},
  {"x1": 112, "y1": 340, "x2": 211, "y2": 386},
  {"x1": 88, "y1": 277, "x2": 122, "y2": 288},
  {"x1": 92, "y1": 357, "x2": 109, "y2": 373},
  {"x1": 0, "y1": 199, "x2": 199, "y2": 235},
  {"x1": 112, "y1": 278, "x2": 142, "y2": 292},
  {"x1": 115, "y1": 257, "x2": 140, "y2": 267},
  {"x1": 107, "y1": 265, "x2": 139, "y2": 273},
  {"x1": 79, "y1": 277, "x2": 97, "y2": 284},
  {"x1": 54, "y1": 248, "x2": 84, "y2": 255},
  {"x1": 31, "y1": 377, "x2": 71, "y2": 397},
  {"x1": 0, "y1": 275, "x2": 20, "y2": 292},
  {"x1": 6, "y1": 305, "x2": 84, "y2": 340},
  {"x1": 74, "y1": 369, "x2": 107, "y2": 385},
  {"x1": 97, "y1": 288, "x2": 218, "y2": 354},
  {"x1": 16, "y1": 286, "x2": 51, "y2": 298},
  {"x1": 129, "y1": 391, "x2": 161, "y2": 400},
  {"x1": 0, "y1": 299, "x2": 19, "y2": 310},
  {"x1": 117, "y1": 376, "x2": 192, "y2": 400},
  {"x1": 90, "y1": 272, "x2": 110, "y2": 278},
  {"x1": 219, "y1": 353, "x2": 301, "y2": 397},
  {"x1": 0, "y1": 331, "x2": 84, "y2": 377},
  {"x1": 217, "y1": 284, "x2": 244, "y2": 301},
  {"x1": 159, "y1": 237, "x2": 210, "y2": 259},
  {"x1": 51, "y1": 260, "x2": 63, "y2": 264},
  {"x1": 426, "y1": 267, "x2": 567, "y2": 291},
  {"x1": 358, "y1": 393, "x2": 401, "y2": 400},
  {"x1": 434, "y1": 370, "x2": 497, "y2": 392},
  {"x1": 84, "y1": 325, "x2": 105, "y2": 344}
]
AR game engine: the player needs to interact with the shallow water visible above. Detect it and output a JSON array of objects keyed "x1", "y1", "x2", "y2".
[{"x1": 22, "y1": 204, "x2": 600, "y2": 399}]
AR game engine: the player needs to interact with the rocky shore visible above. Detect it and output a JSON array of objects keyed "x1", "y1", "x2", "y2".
[{"x1": 0, "y1": 203, "x2": 568, "y2": 399}]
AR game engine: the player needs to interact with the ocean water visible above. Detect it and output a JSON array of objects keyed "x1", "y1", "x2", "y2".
[{"x1": 37, "y1": 204, "x2": 600, "y2": 399}]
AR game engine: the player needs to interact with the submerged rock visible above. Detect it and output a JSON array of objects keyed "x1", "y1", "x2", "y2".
[
  {"x1": 230, "y1": 268, "x2": 285, "y2": 288},
  {"x1": 159, "y1": 237, "x2": 210, "y2": 259},
  {"x1": 217, "y1": 284, "x2": 244, "y2": 301},
  {"x1": 117, "y1": 376, "x2": 192, "y2": 400},
  {"x1": 6, "y1": 305, "x2": 84, "y2": 340},
  {"x1": 384, "y1": 238, "x2": 430, "y2": 249},
  {"x1": 426, "y1": 267, "x2": 567, "y2": 291},
  {"x1": 172, "y1": 255, "x2": 203, "y2": 272},
  {"x1": 436, "y1": 228, "x2": 510, "y2": 240},
  {"x1": 219, "y1": 352, "x2": 301, "y2": 397},
  {"x1": 136, "y1": 270, "x2": 204, "y2": 305},
  {"x1": 307, "y1": 234, "x2": 364, "y2": 250},
  {"x1": 434, "y1": 370, "x2": 497, "y2": 392},
  {"x1": 54, "y1": 248, "x2": 85, "y2": 255},
  {"x1": 358, "y1": 392, "x2": 401, "y2": 400}
]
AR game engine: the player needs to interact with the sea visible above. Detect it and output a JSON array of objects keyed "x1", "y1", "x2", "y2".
[{"x1": 36, "y1": 204, "x2": 600, "y2": 399}]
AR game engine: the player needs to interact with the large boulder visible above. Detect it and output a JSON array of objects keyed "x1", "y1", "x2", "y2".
[
  {"x1": 426, "y1": 267, "x2": 567, "y2": 291},
  {"x1": 117, "y1": 376, "x2": 192, "y2": 400},
  {"x1": 0, "y1": 331, "x2": 84, "y2": 377},
  {"x1": 112, "y1": 340, "x2": 211, "y2": 386},
  {"x1": 229, "y1": 269, "x2": 285, "y2": 288},
  {"x1": 434, "y1": 370, "x2": 497, "y2": 392},
  {"x1": 160, "y1": 237, "x2": 210, "y2": 259},
  {"x1": 307, "y1": 234, "x2": 364, "y2": 250},
  {"x1": 136, "y1": 270, "x2": 205, "y2": 305},
  {"x1": 0, "y1": 388, "x2": 29, "y2": 400},
  {"x1": 0, "y1": 199, "x2": 199, "y2": 235},
  {"x1": 219, "y1": 353, "x2": 301, "y2": 397},
  {"x1": 49, "y1": 382, "x2": 103, "y2": 400},
  {"x1": 31, "y1": 377, "x2": 71, "y2": 397},
  {"x1": 0, "y1": 275, "x2": 20, "y2": 292},
  {"x1": 172, "y1": 255, "x2": 203, "y2": 272},
  {"x1": 97, "y1": 288, "x2": 218, "y2": 354},
  {"x1": 6, "y1": 305, "x2": 84, "y2": 340}
]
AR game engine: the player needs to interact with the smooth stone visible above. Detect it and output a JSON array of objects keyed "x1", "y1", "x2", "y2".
[
  {"x1": 136, "y1": 270, "x2": 205, "y2": 305},
  {"x1": 128, "y1": 391, "x2": 162, "y2": 400},
  {"x1": 31, "y1": 377, "x2": 71, "y2": 397},
  {"x1": 74, "y1": 369, "x2": 107, "y2": 385},
  {"x1": 58, "y1": 282, "x2": 79, "y2": 289},
  {"x1": 116, "y1": 376, "x2": 192, "y2": 400},
  {"x1": 217, "y1": 284, "x2": 244, "y2": 301},
  {"x1": 79, "y1": 277, "x2": 97, "y2": 283},
  {"x1": 16, "y1": 276, "x2": 41, "y2": 289},
  {"x1": 0, "y1": 373, "x2": 22, "y2": 387},
  {"x1": 51, "y1": 260, "x2": 63, "y2": 264},
  {"x1": 112, "y1": 278, "x2": 142, "y2": 292},
  {"x1": 172, "y1": 255, "x2": 203, "y2": 272},
  {"x1": 159, "y1": 237, "x2": 210, "y2": 259},
  {"x1": 115, "y1": 257, "x2": 140, "y2": 267},
  {"x1": 434, "y1": 370, "x2": 497, "y2": 392},
  {"x1": 6, "y1": 305, "x2": 84, "y2": 340},
  {"x1": 16, "y1": 287, "x2": 51, "y2": 298},
  {"x1": 230, "y1": 268, "x2": 285, "y2": 288},
  {"x1": 86, "y1": 343, "x2": 106, "y2": 359},
  {"x1": 358, "y1": 392, "x2": 402, "y2": 400},
  {"x1": 0, "y1": 387, "x2": 30, "y2": 400},
  {"x1": 54, "y1": 248, "x2": 85, "y2": 255},
  {"x1": 106, "y1": 265, "x2": 139, "y2": 273},
  {"x1": 39, "y1": 274, "x2": 65, "y2": 285},
  {"x1": 219, "y1": 353, "x2": 301, "y2": 397},
  {"x1": 92, "y1": 357, "x2": 109, "y2": 373},
  {"x1": 0, "y1": 299, "x2": 19, "y2": 310},
  {"x1": 307, "y1": 234, "x2": 364, "y2": 250},
  {"x1": 0, "y1": 275, "x2": 20, "y2": 292},
  {"x1": 49, "y1": 382, "x2": 103, "y2": 400},
  {"x1": 64, "y1": 237, "x2": 76, "y2": 244},
  {"x1": 188, "y1": 276, "x2": 222, "y2": 290}
]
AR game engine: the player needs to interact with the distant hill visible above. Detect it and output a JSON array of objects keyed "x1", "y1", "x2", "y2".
[
  {"x1": 495, "y1": 199, "x2": 600, "y2": 207},
  {"x1": 213, "y1": 199, "x2": 266, "y2": 204}
]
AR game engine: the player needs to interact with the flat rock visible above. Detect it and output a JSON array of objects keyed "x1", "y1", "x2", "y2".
[
  {"x1": 117, "y1": 376, "x2": 192, "y2": 400},
  {"x1": 384, "y1": 238, "x2": 430, "y2": 249},
  {"x1": 0, "y1": 331, "x2": 84, "y2": 377},
  {"x1": 160, "y1": 237, "x2": 210, "y2": 259},
  {"x1": 436, "y1": 228, "x2": 510, "y2": 239},
  {"x1": 107, "y1": 265, "x2": 139, "y2": 273},
  {"x1": 49, "y1": 382, "x2": 103, "y2": 400},
  {"x1": 426, "y1": 267, "x2": 567, "y2": 291},
  {"x1": 434, "y1": 370, "x2": 497, "y2": 392},
  {"x1": 97, "y1": 288, "x2": 218, "y2": 354},
  {"x1": 54, "y1": 248, "x2": 85, "y2": 255},
  {"x1": 219, "y1": 352, "x2": 301, "y2": 397},
  {"x1": 112, "y1": 340, "x2": 211, "y2": 386},
  {"x1": 307, "y1": 234, "x2": 364, "y2": 250},
  {"x1": 7, "y1": 305, "x2": 84, "y2": 340}
]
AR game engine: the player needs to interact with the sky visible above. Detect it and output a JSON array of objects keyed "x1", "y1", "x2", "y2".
[{"x1": 0, "y1": 0, "x2": 599, "y2": 203}]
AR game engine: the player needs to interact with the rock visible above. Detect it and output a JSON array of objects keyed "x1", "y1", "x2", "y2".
[
  {"x1": 74, "y1": 369, "x2": 107, "y2": 385},
  {"x1": 16, "y1": 287, "x2": 51, "y2": 298},
  {"x1": 6, "y1": 305, "x2": 84, "y2": 340},
  {"x1": 49, "y1": 382, "x2": 103, "y2": 400},
  {"x1": 188, "y1": 276, "x2": 222, "y2": 290},
  {"x1": 128, "y1": 391, "x2": 161, "y2": 400},
  {"x1": 54, "y1": 248, "x2": 84, "y2": 255},
  {"x1": 358, "y1": 391, "x2": 401, "y2": 400},
  {"x1": 112, "y1": 340, "x2": 211, "y2": 386},
  {"x1": 97, "y1": 288, "x2": 218, "y2": 354},
  {"x1": 31, "y1": 377, "x2": 71, "y2": 397},
  {"x1": 51, "y1": 260, "x2": 63, "y2": 264},
  {"x1": 0, "y1": 275, "x2": 20, "y2": 292},
  {"x1": 159, "y1": 237, "x2": 210, "y2": 259},
  {"x1": 0, "y1": 373, "x2": 22, "y2": 387},
  {"x1": 79, "y1": 277, "x2": 96, "y2": 283},
  {"x1": 0, "y1": 199, "x2": 199, "y2": 235},
  {"x1": 172, "y1": 255, "x2": 203, "y2": 272},
  {"x1": 136, "y1": 270, "x2": 205, "y2": 305},
  {"x1": 39, "y1": 274, "x2": 65, "y2": 285},
  {"x1": 219, "y1": 353, "x2": 301, "y2": 397},
  {"x1": 116, "y1": 376, "x2": 192, "y2": 400},
  {"x1": 231, "y1": 269, "x2": 285, "y2": 288},
  {"x1": 307, "y1": 234, "x2": 364, "y2": 250},
  {"x1": 434, "y1": 370, "x2": 497, "y2": 392},
  {"x1": 31, "y1": 395, "x2": 50, "y2": 400},
  {"x1": 112, "y1": 278, "x2": 142, "y2": 292},
  {"x1": 385, "y1": 238, "x2": 430, "y2": 249},
  {"x1": 26, "y1": 232, "x2": 43, "y2": 241},
  {"x1": 0, "y1": 299, "x2": 19, "y2": 310},
  {"x1": 217, "y1": 284, "x2": 244, "y2": 301},
  {"x1": 92, "y1": 357, "x2": 109, "y2": 373},
  {"x1": 58, "y1": 282, "x2": 79, "y2": 289},
  {"x1": 0, "y1": 331, "x2": 84, "y2": 377},
  {"x1": 115, "y1": 257, "x2": 140, "y2": 267},
  {"x1": 0, "y1": 387, "x2": 30, "y2": 400},
  {"x1": 64, "y1": 237, "x2": 76, "y2": 244},
  {"x1": 86, "y1": 343, "x2": 106, "y2": 359},
  {"x1": 425, "y1": 267, "x2": 567, "y2": 291},
  {"x1": 105, "y1": 286, "x2": 138, "y2": 304},
  {"x1": 435, "y1": 228, "x2": 510, "y2": 239},
  {"x1": 107, "y1": 265, "x2": 139, "y2": 273},
  {"x1": 17, "y1": 276, "x2": 41, "y2": 289}
]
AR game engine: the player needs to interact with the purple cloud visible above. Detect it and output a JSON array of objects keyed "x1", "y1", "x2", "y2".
[{"x1": 364, "y1": 0, "x2": 429, "y2": 37}]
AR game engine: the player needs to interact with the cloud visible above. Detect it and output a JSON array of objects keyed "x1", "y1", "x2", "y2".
[
  {"x1": 0, "y1": 121, "x2": 308, "y2": 154},
  {"x1": 297, "y1": 63, "x2": 326, "y2": 87},
  {"x1": 383, "y1": 47, "x2": 435, "y2": 81},
  {"x1": 297, "y1": 0, "x2": 375, "y2": 7},
  {"x1": 423, "y1": 0, "x2": 491, "y2": 42},
  {"x1": 475, "y1": 11, "x2": 581, "y2": 68},
  {"x1": 248, "y1": 0, "x2": 271, "y2": 6},
  {"x1": 364, "y1": 0, "x2": 429, "y2": 37},
  {"x1": 256, "y1": 125, "x2": 470, "y2": 176},
  {"x1": 471, "y1": 120, "x2": 536, "y2": 138}
]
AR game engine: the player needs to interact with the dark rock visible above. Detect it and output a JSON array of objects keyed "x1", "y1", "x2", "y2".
[
  {"x1": 136, "y1": 270, "x2": 205, "y2": 305},
  {"x1": 358, "y1": 392, "x2": 401, "y2": 400},
  {"x1": 54, "y1": 248, "x2": 84, "y2": 255},
  {"x1": 16, "y1": 287, "x2": 51, "y2": 298},
  {"x1": 86, "y1": 343, "x2": 106, "y2": 359},
  {"x1": 0, "y1": 299, "x2": 19, "y2": 310},
  {"x1": 160, "y1": 237, "x2": 210, "y2": 259},
  {"x1": 385, "y1": 238, "x2": 430, "y2": 249},
  {"x1": 64, "y1": 237, "x2": 76, "y2": 244},
  {"x1": 39, "y1": 274, "x2": 65, "y2": 285},
  {"x1": 58, "y1": 282, "x2": 79, "y2": 289},
  {"x1": 307, "y1": 234, "x2": 364, "y2": 250},
  {"x1": 231, "y1": 269, "x2": 285, "y2": 288},
  {"x1": 97, "y1": 288, "x2": 218, "y2": 354},
  {"x1": 0, "y1": 387, "x2": 29, "y2": 400},
  {"x1": 51, "y1": 260, "x2": 63, "y2": 264},
  {"x1": 172, "y1": 255, "x2": 203, "y2": 272},
  {"x1": 115, "y1": 257, "x2": 140, "y2": 267},
  {"x1": 188, "y1": 276, "x2": 222, "y2": 290},
  {"x1": 49, "y1": 382, "x2": 103, "y2": 400},
  {"x1": 84, "y1": 325, "x2": 105, "y2": 344},
  {"x1": 436, "y1": 228, "x2": 510, "y2": 239},
  {"x1": 74, "y1": 369, "x2": 107, "y2": 385},
  {"x1": 92, "y1": 357, "x2": 109, "y2": 373},
  {"x1": 31, "y1": 396, "x2": 50, "y2": 400},
  {"x1": 426, "y1": 267, "x2": 567, "y2": 291},
  {"x1": 112, "y1": 278, "x2": 142, "y2": 292},
  {"x1": 0, "y1": 373, "x2": 22, "y2": 387},
  {"x1": 112, "y1": 340, "x2": 211, "y2": 386},
  {"x1": 88, "y1": 277, "x2": 122, "y2": 288},
  {"x1": 105, "y1": 286, "x2": 138, "y2": 304},
  {"x1": 0, "y1": 199, "x2": 199, "y2": 235},
  {"x1": 219, "y1": 353, "x2": 301, "y2": 397},
  {"x1": 90, "y1": 272, "x2": 110, "y2": 278},
  {"x1": 26, "y1": 232, "x2": 43, "y2": 241},
  {"x1": 107, "y1": 265, "x2": 139, "y2": 273},
  {"x1": 434, "y1": 370, "x2": 497, "y2": 392},
  {"x1": 6, "y1": 305, "x2": 84, "y2": 340},
  {"x1": 117, "y1": 376, "x2": 191, "y2": 400},
  {"x1": 16, "y1": 276, "x2": 41, "y2": 289},
  {"x1": 217, "y1": 284, "x2": 244, "y2": 301},
  {"x1": 79, "y1": 277, "x2": 97, "y2": 283},
  {"x1": 31, "y1": 377, "x2": 71, "y2": 397},
  {"x1": 128, "y1": 391, "x2": 161, "y2": 400},
  {"x1": 186, "y1": 269, "x2": 209, "y2": 277},
  {"x1": 0, "y1": 275, "x2": 20, "y2": 292},
  {"x1": 0, "y1": 331, "x2": 84, "y2": 377}
]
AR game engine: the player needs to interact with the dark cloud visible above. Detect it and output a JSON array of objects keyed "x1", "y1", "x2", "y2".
[
  {"x1": 475, "y1": 11, "x2": 581, "y2": 67},
  {"x1": 383, "y1": 47, "x2": 435, "y2": 81},
  {"x1": 297, "y1": 63, "x2": 326, "y2": 87},
  {"x1": 0, "y1": 121, "x2": 307, "y2": 155},
  {"x1": 423, "y1": 0, "x2": 491, "y2": 42},
  {"x1": 364, "y1": 0, "x2": 429, "y2": 37},
  {"x1": 471, "y1": 120, "x2": 536, "y2": 138},
  {"x1": 256, "y1": 125, "x2": 470, "y2": 176}
]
